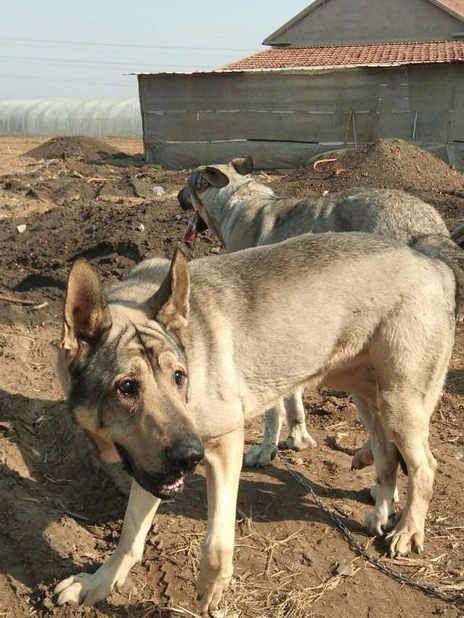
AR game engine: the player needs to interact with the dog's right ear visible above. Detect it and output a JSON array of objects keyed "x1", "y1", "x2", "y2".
[
  {"x1": 61, "y1": 258, "x2": 112, "y2": 360},
  {"x1": 231, "y1": 156, "x2": 253, "y2": 175}
]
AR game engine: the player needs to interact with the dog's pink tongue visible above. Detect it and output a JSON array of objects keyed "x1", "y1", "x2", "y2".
[{"x1": 184, "y1": 213, "x2": 199, "y2": 243}]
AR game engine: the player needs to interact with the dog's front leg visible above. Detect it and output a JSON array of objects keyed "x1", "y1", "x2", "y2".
[
  {"x1": 197, "y1": 424, "x2": 244, "y2": 615},
  {"x1": 55, "y1": 480, "x2": 160, "y2": 606}
]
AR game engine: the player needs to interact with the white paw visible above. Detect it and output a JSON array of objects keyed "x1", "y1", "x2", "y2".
[
  {"x1": 196, "y1": 559, "x2": 232, "y2": 615},
  {"x1": 364, "y1": 510, "x2": 390, "y2": 536},
  {"x1": 54, "y1": 569, "x2": 115, "y2": 606},
  {"x1": 243, "y1": 443, "x2": 277, "y2": 468},
  {"x1": 370, "y1": 482, "x2": 399, "y2": 504},
  {"x1": 285, "y1": 426, "x2": 316, "y2": 451}
]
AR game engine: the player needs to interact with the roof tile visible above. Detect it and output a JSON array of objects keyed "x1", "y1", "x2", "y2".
[{"x1": 223, "y1": 41, "x2": 464, "y2": 71}]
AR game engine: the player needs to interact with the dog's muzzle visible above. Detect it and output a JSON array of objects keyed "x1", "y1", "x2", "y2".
[
  {"x1": 183, "y1": 212, "x2": 208, "y2": 244},
  {"x1": 177, "y1": 187, "x2": 193, "y2": 211},
  {"x1": 115, "y1": 438, "x2": 204, "y2": 500}
]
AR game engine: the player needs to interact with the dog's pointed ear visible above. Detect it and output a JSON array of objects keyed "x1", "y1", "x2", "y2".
[
  {"x1": 147, "y1": 248, "x2": 190, "y2": 337},
  {"x1": 199, "y1": 167, "x2": 229, "y2": 189},
  {"x1": 231, "y1": 156, "x2": 253, "y2": 175},
  {"x1": 61, "y1": 258, "x2": 112, "y2": 357}
]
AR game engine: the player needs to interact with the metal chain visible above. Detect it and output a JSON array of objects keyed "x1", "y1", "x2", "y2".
[{"x1": 263, "y1": 421, "x2": 464, "y2": 605}]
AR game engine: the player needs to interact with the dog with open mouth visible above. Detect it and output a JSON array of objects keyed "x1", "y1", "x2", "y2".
[
  {"x1": 55, "y1": 228, "x2": 462, "y2": 614},
  {"x1": 179, "y1": 156, "x2": 458, "y2": 470}
]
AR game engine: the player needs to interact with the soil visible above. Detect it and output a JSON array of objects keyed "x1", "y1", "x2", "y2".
[
  {"x1": 0, "y1": 136, "x2": 464, "y2": 618},
  {"x1": 24, "y1": 136, "x2": 124, "y2": 162}
]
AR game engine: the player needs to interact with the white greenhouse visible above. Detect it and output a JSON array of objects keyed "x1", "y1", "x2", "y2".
[{"x1": 0, "y1": 99, "x2": 142, "y2": 137}]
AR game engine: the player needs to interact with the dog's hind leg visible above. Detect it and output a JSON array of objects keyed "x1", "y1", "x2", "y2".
[
  {"x1": 243, "y1": 402, "x2": 282, "y2": 467},
  {"x1": 282, "y1": 388, "x2": 316, "y2": 451},
  {"x1": 55, "y1": 481, "x2": 160, "y2": 606},
  {"x1": 379, "y1": 301, "x2": 453, "y2": 556},
  {"x1": 197, "y1": 424, "x2": 244, "y2": 614},
  {"x1": 352, "y1": 396, "x2": 398, "y2": 508},
  {"x1": 385, "y1": 395, "x2": 438, "y2": 557}
]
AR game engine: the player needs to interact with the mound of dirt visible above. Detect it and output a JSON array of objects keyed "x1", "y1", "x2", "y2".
[
  {"x1": 24, "y1": 136, "x2": 122, "y2": 161},
  {"x1": 269, "y1": 138, "x2": 464, "y2": 232},
  {"x1": 275, "y1": 138, "x2": 464, "y2": 196},
  {"x1": 0, "y1": 157, "x2": 218, "y2": 321}
]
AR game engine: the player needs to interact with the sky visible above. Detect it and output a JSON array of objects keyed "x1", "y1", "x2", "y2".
[{"x1": 0, "y1": 0, "x2": 309, "y2": 100}]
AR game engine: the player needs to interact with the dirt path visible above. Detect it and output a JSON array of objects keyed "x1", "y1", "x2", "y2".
[{"x1": 0, "y1": 137, "x2": 463, "y2": 618}]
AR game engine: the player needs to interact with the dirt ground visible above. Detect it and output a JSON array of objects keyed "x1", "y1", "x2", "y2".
[{"x1": 1, "y1": 136, "x2": 464, "y2": 618}]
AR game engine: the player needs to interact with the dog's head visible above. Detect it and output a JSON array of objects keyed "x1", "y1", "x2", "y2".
[
  {"x1": 182, "y1": 156, "x2": 254, "y2": 243},
  {"x1": 59, "y1": 251, "x2": 203, "y2": 500}
]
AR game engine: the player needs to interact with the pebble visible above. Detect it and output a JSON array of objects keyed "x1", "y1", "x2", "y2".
[
  {"x1": 153, "y1": 185, "x2": 165, "y2": 196},
  {"x1": 16, "y1": 224, "x2": 27, "y2": 234}
]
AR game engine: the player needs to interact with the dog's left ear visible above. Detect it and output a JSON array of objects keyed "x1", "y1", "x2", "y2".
[
  {"x1": 231, "y1": 156, "x2": 253, "y2": 175},
  {"x1": 148, "y1": 248, "x2": 190, "y2": 338},
  {"x1": 201, "y1": 167, "x2": 229, "y2": 189}
]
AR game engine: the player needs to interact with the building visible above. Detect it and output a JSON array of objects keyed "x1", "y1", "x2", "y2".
[{"x1": 138, "y1": 0, "x2": 464, "y2": 169}]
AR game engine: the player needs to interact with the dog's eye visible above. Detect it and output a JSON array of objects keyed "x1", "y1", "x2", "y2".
[
  {"x1": 174, "y1": 370, "x2": 186, "y2": 387},
  {"x1": 118, "y1": 379, "x2": 138, "y2": 396},
  {"x1": 201, "y1": 177, "x2": 209, "y2": 190}
]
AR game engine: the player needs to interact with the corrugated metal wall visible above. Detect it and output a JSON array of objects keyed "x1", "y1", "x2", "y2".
[{"x1": 138, "y1": 64, "x2": 464, "y2": 169}]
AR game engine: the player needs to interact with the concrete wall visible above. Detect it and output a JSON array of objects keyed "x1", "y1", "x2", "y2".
[
  {"x1": 264, "y1": 0, "x2": 464, "y2": 46},
  {"x1": 138, "y1": 64, "x2": 464, "y2": 170}
]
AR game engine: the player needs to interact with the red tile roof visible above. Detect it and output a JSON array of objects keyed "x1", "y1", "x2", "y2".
[{"x1": 223, "y1": 41, "x2": 464, "y2": 71}]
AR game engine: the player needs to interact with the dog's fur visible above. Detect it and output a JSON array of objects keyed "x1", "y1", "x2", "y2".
[
  {"x1": 182, "y1": 157, "x2": 459, "y2": 468},
  {"x1": 56, "y1": 232, "x2": 458, "y2": 613}
]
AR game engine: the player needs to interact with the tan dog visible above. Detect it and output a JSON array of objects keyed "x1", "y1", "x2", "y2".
[
  {"x1": 55, "y1": 231, "x2": 461, "y2": 614},
  {"x1": 182, "y1": 157, "x2": 452, "y2": 469}
]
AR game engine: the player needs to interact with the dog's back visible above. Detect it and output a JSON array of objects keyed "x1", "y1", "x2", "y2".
[{"x1": 261, "y1": 188, "x2": 449, "y2": 245}]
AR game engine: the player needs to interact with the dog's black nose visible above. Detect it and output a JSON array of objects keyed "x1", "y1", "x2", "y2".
[{"x1": 165, "y1": 436, "x2": 204, "y2": 472}]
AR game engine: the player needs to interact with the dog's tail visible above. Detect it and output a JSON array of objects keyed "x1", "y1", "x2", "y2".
[{"x1": 410, "y1": 234, "x2": 464, "y2": 309}]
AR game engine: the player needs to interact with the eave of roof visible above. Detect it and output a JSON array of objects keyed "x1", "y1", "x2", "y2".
[
  {"x1": 223, "y1": 40, "x2": 464, "y2": 71},
  {"x1": 429, "y1": 0, "x2": 464, "y2": 21},
  {"x1": 262, "y1": 0, "x2": 327, "y2": 46}
]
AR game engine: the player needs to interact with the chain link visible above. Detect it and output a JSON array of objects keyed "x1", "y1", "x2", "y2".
[{"x1": 263, "y1": 421, "x2": 464, "y2": 605}]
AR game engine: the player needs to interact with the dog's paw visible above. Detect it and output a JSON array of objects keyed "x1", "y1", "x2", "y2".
[
  {"x1": 243, "y1": 444, "x2": 277, "y2": 468},
  {"x1": 284, "y1": 426, "x2": 316, "y2": 451},
  {"x1": 386, "y1": 522, "x2": 424, "y2": 557},
  {"x1": 364, "y1": 510, "x2": 390, "y2": 536},
  {"x1": 196, "y1": 565, "x2": 232, "y2": 615},
  {"x1": 370, "y1": 482, "x2": 399, "y2": 504},
  {"x1": 54, "y1": 570, "x2": 114, "y2": 606}
]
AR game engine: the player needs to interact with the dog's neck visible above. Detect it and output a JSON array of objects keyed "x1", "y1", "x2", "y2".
[{"x1": 204, "y1": 176, "x2": 275, "y2": 252}]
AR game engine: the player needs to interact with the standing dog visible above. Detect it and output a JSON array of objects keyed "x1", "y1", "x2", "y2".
[
  {"x1": 55, "y1": 232, "x2": 461, "y2": 614},
  {"x1": 181, "y1": 157, "x2": 452, "y2": 468}
]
